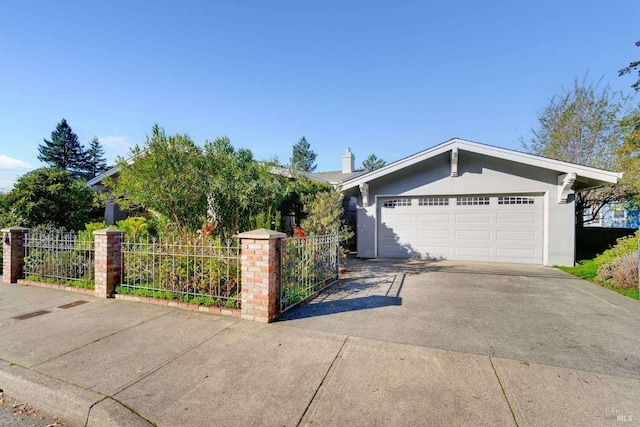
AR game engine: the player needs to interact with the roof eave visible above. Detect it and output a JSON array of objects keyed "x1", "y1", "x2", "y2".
[{"x1": 341, "y1": 138, "x2": 622, "y2": 190}]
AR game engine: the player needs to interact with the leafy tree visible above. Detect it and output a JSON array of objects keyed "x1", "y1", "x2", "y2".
[
  {"x1": 111, "y1": 125, "x2": 297, "y2": 238},
  {"x1": 38, "y1": 119, "x2": 86, "y2": 178},
  {"x1": 301, "y1": 189, "x2": 353, "y2": 239},
  {"x1": 291, "y1": 137, "x2": 317, "y2": 172},
  {"x1": 362, "y1": 154, "x2": 387, "y2": 172},
  {"x1": 278, "y1": 175, "x2": 331, "y2": 229},
  {"x1": 111, "y1": 125, "x2": 208, "y2": 232},
  {"x1": 201, "y1": 137, "x2": 288, "y2": 239},
  {"x1": 0, "y1": 191, "x2": 21, "y2": 228},
  {"x1": 617, "y1": 106, "x2": 640, "y2": 209},
  {"x1": 2, "y1": 167, "x2": 98, "y2": 230},
  {"x1": 618, "y1": 40, "x2": 640, "y2": 92},
  {"x1": 83, "y1": 137, "x2": 108, "y2": 178},
  {"x1": 521, "y1": 77, "x2": 631, "y2": 227},
  {"x1": 617, "y1": 44, "x2": 640, "y2": 210},
  {"x1": 521, "y1": 78, "x2": 628, "y2": 169}
]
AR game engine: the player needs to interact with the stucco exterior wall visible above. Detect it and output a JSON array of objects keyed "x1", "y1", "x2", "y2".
[{"x1": 355, "y1": 151, "x2": 576, "y2": 266}]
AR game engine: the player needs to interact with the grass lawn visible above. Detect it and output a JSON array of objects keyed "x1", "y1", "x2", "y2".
[{"x1": 557, "y1": 261, "x2": 639, "y2": 300}]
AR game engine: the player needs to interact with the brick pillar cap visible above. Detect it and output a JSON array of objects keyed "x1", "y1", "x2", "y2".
[
  {"x1": 1, "y1": 226, "x2": 30, "y2": 233},
  {"x1": 238, "y1": 228, "x2": 286, "y2": 239},
  {"x1": 93, "y1": 228, "x2": 125, "y2": 235}
]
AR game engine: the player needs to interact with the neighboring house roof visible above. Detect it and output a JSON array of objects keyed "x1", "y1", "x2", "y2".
[
  {"x1": 307, "y1": 170, "x2": 367, "y2": 185},
  {"x1": 86, "y1": 165, "x2": 121, "y2": 188},
  {"x1": 342, "y1": 138, "x2": 622, "y2": 191},
  {"x1": 87, "y1": 163, "x2": 364, "y2": 189}
]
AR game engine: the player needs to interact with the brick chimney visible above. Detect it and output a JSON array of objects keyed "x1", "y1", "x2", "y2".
[{"x1": 342, "y1": 148, "x2": 355, "y2": 173}]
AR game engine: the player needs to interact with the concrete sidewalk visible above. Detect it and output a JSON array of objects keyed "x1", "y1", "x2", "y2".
[{"x1": 0, "y1": 282, "x2": 638, "y2": 426}]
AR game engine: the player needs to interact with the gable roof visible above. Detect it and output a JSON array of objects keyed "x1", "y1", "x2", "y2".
[
  {"x1": 87, "y1": 161, "x2": 365, "y2": 189},
  {"x1": 341, "y1": 138, "x2": 622, "y2": 190},
  {"x1": 86, "y1": 165, "x2": 121, "y2": 187},
  {"x1": 308, "y1": 170, "x2": 367, "y2": 185}
]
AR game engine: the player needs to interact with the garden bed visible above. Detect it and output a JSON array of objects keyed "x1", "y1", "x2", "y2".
[{"x1": 558, "y1": 232, "x2": 639, "y2": 300}]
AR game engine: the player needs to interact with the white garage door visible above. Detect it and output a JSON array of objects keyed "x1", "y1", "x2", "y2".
[{"x1": 378, "y1": 195, "x2": 543, "y2": 264}]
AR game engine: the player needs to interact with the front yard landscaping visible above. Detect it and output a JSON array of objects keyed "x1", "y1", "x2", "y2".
[{"x1": 558, "y1": 231, "x2": 639, "y2": 300}]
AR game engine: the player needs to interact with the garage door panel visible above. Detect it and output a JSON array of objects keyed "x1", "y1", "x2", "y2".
[
  {"x1": 417, "y1": 229, "x2": 450, "y2": 239},
  {"x1": 497, "y1": 230, "x2": 536, "y2": 241},
  {"x1": 415, "y1": 245, "x2": 449, "y2": 258},
  {"x1": 496, "y1": 213, "x2": 538, "y2": 224},
  {"x1": 496, "y1": 248, "x2": 537, "y2": 259},
  {"x1": 417, "y1": 213, "x2": 450, "y2": 222},
  {"x1": 378, "y1": 194, "x2": 543, "y2": 264},
  {"x1": 381, "y1": 244, "x2": 414, "y2": 257},
  {"x1": 382, "y1": 213, "x2": 412, "y2": 222},
  {"x1": 455, "y1": 230, "x2": 491, "y2": 240},
  {"x1": 454, "y1": 213, "x2": 492, "y2": 223},
  {"x1": 386, "y1": 229, "x2": 412, "y2": 240},
  {"x1": 455, "y1": 246, "x2": 492, "y2": 257}
]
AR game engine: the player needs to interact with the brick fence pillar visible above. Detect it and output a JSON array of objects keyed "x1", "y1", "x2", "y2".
[
  {"x1": 94, "y1": 228, "x2": 125, "y2": 298},
  {"x1": 238, "y1": 228, "x2": 286, "y2": 323},
  {"x1": 1, "y1": 227, "x2": 30, "y2": 283}
]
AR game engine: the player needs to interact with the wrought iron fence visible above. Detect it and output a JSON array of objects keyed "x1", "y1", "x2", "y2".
[
  {"x1": 120, "y1": 235, "x2": 241, "y2": 308},
  {"x1": 23, "y1": 229, "x2": 95, "y2": 286},
  {"x1": 280, "y1": 233, "x2": 339, "y2": 312}
]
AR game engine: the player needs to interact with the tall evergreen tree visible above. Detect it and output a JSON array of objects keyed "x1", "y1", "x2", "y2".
[
  {"x1": 83, "y1": 137, "x2": 108, "y2": 178},
  {"x1": 38, "y1": 119, "x2": 85, "y2": 178},
  {"x1": 362, "y1": 154, "x2": 387, "y2": 172},
  {"x1": 291, "y1": 137, "x2": 317, "y2": 172}
]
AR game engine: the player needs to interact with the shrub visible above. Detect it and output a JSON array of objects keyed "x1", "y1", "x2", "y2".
[
  {"x1": 596, "y1": 232, "x2": 638, "y2": 286},
  {"x1": 608, "y1": 252, "x2": 639, "y2": 289},
  {"x1": 78, "y1": 221, "x2": 106, "y2": 241},
  {"x1": 115, "y1": 216, "x2": 153, "y2": 238}
]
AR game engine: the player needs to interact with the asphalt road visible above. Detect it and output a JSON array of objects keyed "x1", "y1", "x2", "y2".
[{"x1": 0, "y1": 392, "x2": 64, "y2": 427}]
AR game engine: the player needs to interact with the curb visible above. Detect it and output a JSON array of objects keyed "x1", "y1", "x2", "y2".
[{"x1": 0, "y1": 360, "x2": 152, "y2": 427}]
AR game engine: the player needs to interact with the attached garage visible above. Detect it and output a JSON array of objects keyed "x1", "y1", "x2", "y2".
[
  {"x1": 377, "y1": 194, "x2": 543, "y2": 263},
  {"x1": 341, "y1": 138, "x2": 622, "y2": 266}
]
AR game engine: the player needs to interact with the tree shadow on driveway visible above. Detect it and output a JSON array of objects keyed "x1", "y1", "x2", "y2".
[
  {"x1": 280, "y1": 256, "x2": 453, "y2": 321},
  {"x1": 280, "y1": 271, "x2": 407, "y2": 320}
]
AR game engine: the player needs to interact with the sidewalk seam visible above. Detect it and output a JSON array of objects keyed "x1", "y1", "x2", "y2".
[
  {"x1": 86, "y1": 396, "x2": 157, "y2": 427},
  {"x1": 85, "y1": 396, "x2": 109, "y2": 426},
  {"x1": 111, "y1": 319, "x2": 241, "y2": 396},
  {"x1": 489, "y1": 356, "x2": 519, "y2": 427},
  {"x1": 296, "y1": 335, "x2": 350, "y2": 427},
  {"x1": 32, "y1": 310, "x2": 175, "y2": 368}
]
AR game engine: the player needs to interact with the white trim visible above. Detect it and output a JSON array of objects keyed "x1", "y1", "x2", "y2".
[
  {"x1": 86, "y1": 165, "x2": 121, "y2": 187},
  {"x1": 543, "y1": 191, "x2": 549, "y2": 266},
  {"x1": 451, "y1": 146, "x2": 458, "y2": 177},
  {"x1": 359, "y1": 183, "x2": 369, "y2": 207},
  {"x1": 558, "y1": 172, "x2": 577, "y2": 204},
  {"x1": 374, "y1": 195, "x2": 379, "y2": 258},
  {"x1": 342, "y1": 138, "x2": 622, "y2": 191}
]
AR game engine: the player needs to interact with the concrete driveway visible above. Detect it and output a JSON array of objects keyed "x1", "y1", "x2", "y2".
[
  {"x1": 280, "y1": 258, "x2": 640, "y2": 425},
  {"x1": 1, "y1": 259, "x2": 638, "y2": 426}
]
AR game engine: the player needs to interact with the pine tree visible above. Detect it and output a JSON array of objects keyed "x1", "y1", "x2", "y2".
[
  {"x1": 362, "y1": 154, "x2": 386, "y2": 171},
  {"x1": 291, "y1": 137, "x2": 317, "y2": 172},
  {"x1": 38, "y1": 119, "x2": 85, "y2": 178},
  {"x1": 83, "y1": 137, "x2": 108, "y2": 178}
]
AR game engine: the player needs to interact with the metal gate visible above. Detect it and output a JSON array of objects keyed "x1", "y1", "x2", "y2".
[{"x1": 279, "y1": 233, "x2": 339, "y2": 313}]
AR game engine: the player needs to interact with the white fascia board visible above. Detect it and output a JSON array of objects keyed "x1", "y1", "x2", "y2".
[
  {"x1": 341, "y1": 138, "x2": 622, "y2": 190},
  {"x1": 341, "y1": 139, "x2": 458, "y2": 190},
  {"x1": 86, "y1": 165, "x2": 122, "y2": 187},
  {"x1": 457, "y1": 140, "x2": 622, "y2": 183}
]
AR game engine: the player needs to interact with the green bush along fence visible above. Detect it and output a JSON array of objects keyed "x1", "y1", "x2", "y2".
[
  {"x1": 280, "y1": 233, "x2": 339, "y2": 312},
  {"x1": 23, "y1": 228, "x2": 95, "y2": 288},
  {"x1": 119, "y1": 235, "x2": 242, "y2": 308}
]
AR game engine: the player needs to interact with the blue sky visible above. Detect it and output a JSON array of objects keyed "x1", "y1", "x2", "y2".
[{"x1": 0, "y1": 0, "x2": 638, "y2": 190}]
